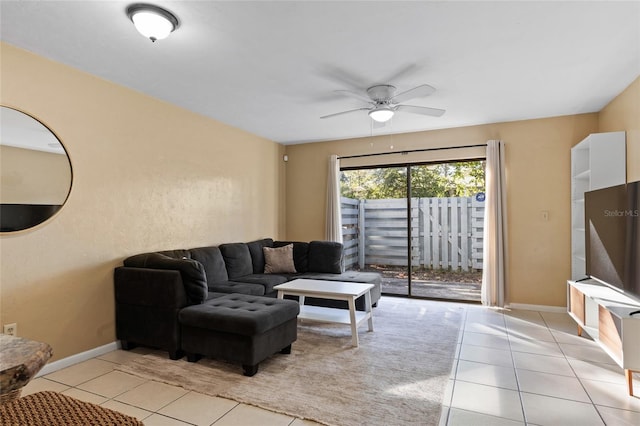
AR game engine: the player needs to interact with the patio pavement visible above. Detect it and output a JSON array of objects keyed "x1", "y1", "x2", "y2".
[{"x1": 382, "y1": 278, "x2": 481, "y2": 302}]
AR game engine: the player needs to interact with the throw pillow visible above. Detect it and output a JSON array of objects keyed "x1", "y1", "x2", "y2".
[
  {"x1": 274, "y1": 241, "x2": 309, "y2": 272},
  {"x1": 263, "y1": 244, "x2": 297, "y2": 274}
]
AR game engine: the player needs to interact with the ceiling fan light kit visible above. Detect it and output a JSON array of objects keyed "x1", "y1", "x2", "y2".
[
  {"x1": 127, "y1": 3, "x2": 179, "y2": 42},
  {"x1": 368, "y1": 107, "x2": 394, "y2": 123},
  {"x1": 322, "y1": 83, "x2": 445, "y2": 123}
]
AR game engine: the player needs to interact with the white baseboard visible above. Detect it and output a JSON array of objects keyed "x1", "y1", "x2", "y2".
[
  {"x1": 506, "y1": 303, "x2": 566, "y2": 313},
  {"x1": 36, "y1": 341, "x2": 121, "y2": 377}
]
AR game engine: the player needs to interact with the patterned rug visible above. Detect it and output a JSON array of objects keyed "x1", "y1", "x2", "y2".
[
  {"x1": 0, "y1": 391, "x2": 143, "y2": 425},
  {"x1": 116, "y1": 297, "x2": 463, "y2": 426}
]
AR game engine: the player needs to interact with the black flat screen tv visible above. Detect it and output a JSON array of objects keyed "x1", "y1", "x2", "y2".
[{"x1": 585, "y1": 181, "x2": 640, "y2": 302}]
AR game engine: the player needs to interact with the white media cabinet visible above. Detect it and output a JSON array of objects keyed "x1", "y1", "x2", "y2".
[{"x1": 567, "y1": 279, "x2": 640, "y2": 395}]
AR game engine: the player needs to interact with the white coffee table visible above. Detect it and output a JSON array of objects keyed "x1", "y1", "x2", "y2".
[{"x1": 274, "y1": 278, "x2": 374, "y2": 347}]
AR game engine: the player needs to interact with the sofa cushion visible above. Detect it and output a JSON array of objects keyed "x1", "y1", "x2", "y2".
[
  {"x1": 123, "y1": 253, "x2": 207, "y2": 304},
  {"x1": 229, "y1": 274, "x2": 289, "y2": 295},
  {"x1": 299, "y1": 271, "x2": 381, "y2": 285},
  {"x1": 263, "y1": 244, "x2": 297, "y2": 274},
  {"x1": 307, "y1": 241, "x2": 343, "y2": 273},
  {"x1": 246, "y1": 238, "x2": 274, "y2": 274},
  {"x1": 219, "y1": 243, "x2": 253, "y2": 279},
  {"x1": 274, "y1": 241, "x2": 309, "y2": 273},
  {"x1": 189, "y1": 246, "x2": 229, "y2": 283},
  {"x1": 206, "y1": 291, "x2": 230, "y2": 301},
  {"x1": 208, "y1": 281, "x2": 265, "y2": 296},
  {"x1": 179, "y1": 294, "x2": 300, "y2": 336}
]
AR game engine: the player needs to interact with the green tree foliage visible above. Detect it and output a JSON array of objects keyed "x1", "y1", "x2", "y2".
[{"x1": 341, "y1": 160, "x2": 485, "y2": 199}]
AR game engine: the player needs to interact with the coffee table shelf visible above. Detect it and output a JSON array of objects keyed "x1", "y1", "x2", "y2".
[
  {"x1": 274, "y1": 279, "x2": 374, "y2": 347},
  {"x1": 299, "y1": 305, "x2": 369, "y2": 326}
]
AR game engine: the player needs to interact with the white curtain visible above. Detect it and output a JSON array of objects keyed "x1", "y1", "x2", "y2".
[
  {"x1": 482, "y1": 140, "x2": 508, "y2": 307},
  {"x1": 325, "y1": 154, "x2": 343, "y2": 243}
]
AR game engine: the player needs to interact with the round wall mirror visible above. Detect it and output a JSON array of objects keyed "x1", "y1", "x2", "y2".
[{"x1": 1, "y1": 106, "x2": 72, "y2": 232}]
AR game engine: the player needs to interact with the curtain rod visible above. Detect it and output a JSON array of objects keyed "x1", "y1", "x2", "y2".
[{"x1": 338, "y1": 143, "x2": 487, "y2": 160}]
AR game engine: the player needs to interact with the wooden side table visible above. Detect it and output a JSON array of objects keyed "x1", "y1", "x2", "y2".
[{"x1": 0, "y1": 334, "x2": 52, "y2": 404}]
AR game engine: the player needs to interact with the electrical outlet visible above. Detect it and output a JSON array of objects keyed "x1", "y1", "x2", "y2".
[{"x1": 3, "y1": 323, "x2": 17, "y2": 336}]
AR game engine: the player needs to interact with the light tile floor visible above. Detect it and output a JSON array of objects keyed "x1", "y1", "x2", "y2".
[
  {"x1": 22, "y1": 298, "x2": 640, "y2": 425},
  {"x1": 23, "y1": 345, "x2": 319, "y2": 425},
  {"x1": 441, "y1": 304, "x2": 640, "y2": 426}
]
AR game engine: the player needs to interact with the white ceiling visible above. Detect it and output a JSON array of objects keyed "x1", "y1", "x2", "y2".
[{"x1": 1, "y1": 1, "x2": 639, "y2": 145}]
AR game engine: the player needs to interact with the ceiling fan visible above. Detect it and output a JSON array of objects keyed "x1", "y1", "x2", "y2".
[{"x1": 320, "y1": 84, "x2": 445, "y2": 123}]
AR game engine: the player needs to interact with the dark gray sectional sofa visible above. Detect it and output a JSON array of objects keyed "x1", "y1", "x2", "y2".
[{"x1": 114, "y1": 238, "x2": 381, "y2": 365}]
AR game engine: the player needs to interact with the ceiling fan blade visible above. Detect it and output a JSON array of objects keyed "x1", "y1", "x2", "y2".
[
  {"x1": 333, "y1": 89, "x2": 373, "y2": 104},
  {"x1": 319, "y1": 65, "x2": 368, "y2": 91},
  {"x1": 395, "y1": 104, "x2": 446, "y2": 117},
  {"x1": 382, "y1": 63, "x2": 419, "y2": 85},
  {"x1": 391, "y1": 84, "x2": 436, "y2": 104},
  {"x1": 320, "y1": 108, "x2": 370, "y2": 119}
]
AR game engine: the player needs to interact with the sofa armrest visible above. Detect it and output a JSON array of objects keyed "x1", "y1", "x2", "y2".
[
  {"x1": 122, "y1": 253, "x2": 208, "y2": 304},
  {"x1": 114, "y1": 267, "x2": 189, "y2": 308}
]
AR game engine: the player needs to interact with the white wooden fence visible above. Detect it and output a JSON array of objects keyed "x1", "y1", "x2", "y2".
[{"x1": 341, "y1": 196, "x2": 485, "y2": 271}]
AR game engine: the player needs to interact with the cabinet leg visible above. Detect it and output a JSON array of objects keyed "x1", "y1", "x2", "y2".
[
  {"x1": 577, "y1": 325, "x2": 583, "y2": 337},
  {"x1": 625, "y1": 369, "x2": 634, "y2": 396}
]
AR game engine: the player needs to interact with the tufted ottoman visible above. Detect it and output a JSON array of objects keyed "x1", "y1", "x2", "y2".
[{"x1": 179, "y1": 294, "x2": 300, "y2": 376}]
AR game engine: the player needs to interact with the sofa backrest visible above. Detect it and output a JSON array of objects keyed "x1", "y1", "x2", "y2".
[
  {"x1": 120, "y1": 239, "x2": 345, "y2": 297},
  {"x1": 272, "y1": 240, "x2": 344, "y2": 274},
  {"x1": 274, "y1": 241, "x2": 309, "y2": 273},
  {"x1": 308, "y1": 240, "x2": 344, "y2": 273},
  {"x1": 189, "y1": 246, "x2": 229, "y2": 284},
  {"x1": 157, "y1": 249, "x2": 192, "y2": 259},
  {"x1": 246, "y1": 238, "x2": 274, "y2": 274},
  {"x1": 219, "y1": 243, "x2": 253, "y2": 278}
]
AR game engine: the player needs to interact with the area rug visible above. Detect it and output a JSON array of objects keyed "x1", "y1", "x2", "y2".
[{"x1": 116, "y1": 297, "x2": 463, "y2": 426}]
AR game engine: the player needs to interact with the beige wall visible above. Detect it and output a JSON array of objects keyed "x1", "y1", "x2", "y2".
[
  {"x1": 0, "y1": 145, "x2": 72, "y2": 204},
  {"x1": 286, "y1": 114, "x2": 600, "y2": 307},
  {"x1": 598, "y1": 76, "x2": 640, "y2": 181},
  {"x1": 285, "y1": 75, "x2": 639, "y2": 307},
  {"x1": 0, "y1": 43, "x2": 286, "y2": 360},
  {"x1": 1, "y1": 41, "x2": 636, "y2": 361}
]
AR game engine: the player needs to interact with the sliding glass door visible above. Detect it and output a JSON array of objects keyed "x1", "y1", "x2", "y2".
[
  {"x1": 341, "y1": 159, "x2": 485, "y2": 302},
  {"x1": 341, "y1": 166, "x2": 409, "y2": 296},
  {"x1": 408, "y1": 162, "x2": 484, "y2": 300}
]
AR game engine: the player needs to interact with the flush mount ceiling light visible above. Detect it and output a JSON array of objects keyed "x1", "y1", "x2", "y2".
[
  {"x1": 368, "y1": 106, "x2": 395, "y2": 123},
  {"x1": 126, "y1": 3, "x2": 179, "y2": 42}
]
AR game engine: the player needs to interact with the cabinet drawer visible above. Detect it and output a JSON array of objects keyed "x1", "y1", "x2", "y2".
[
  {"x1": 599, "y1": 305, "x2": 623, "y2": 361},
  {"x1": 569, "y1": 286, "x2": 585, "y2": 324}
]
